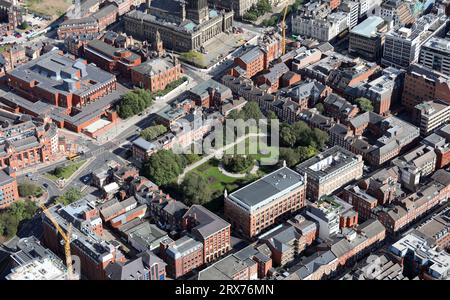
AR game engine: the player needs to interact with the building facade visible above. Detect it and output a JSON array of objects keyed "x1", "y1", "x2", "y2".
[
  {"x1": 225, "y1": 166, "x2": 307, "y2": 238},
  {"x1": 296, "y1": 146, "x2": 364, "y2": 201}
]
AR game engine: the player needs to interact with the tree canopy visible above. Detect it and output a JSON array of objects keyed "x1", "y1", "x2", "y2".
[
  {"x1": 279, "y1": 145, "x2": 318, "y2": 167},
  {"x1": 355, "y1": 97, "x2": 374, "y2": 112},
  {"x1": 0, "y1": 200, "x2": 37, "y2": 239},
  {"x1": 140, "y1": 125, "x2": 168, "y2": 141},
  {"x1": 18, "y1": 182, "x2": 43, "y2": 198},
  {"x1": 142, "y1": 150, "x2": 186, "y2": 186},
  {"x1": 180, "y1": 173, "x2": 212, "y2": 205},
  {"x1": 117, "y1": 88, "x2": 153, "y2": 119},
  {"x1": 55, "y1": 188, "x2": 84, "y2": 206},
  {"x1": 222, "y1": 155, "x2": 255, "y2": 173},
  {"x1": 314, "y1": 103, "x2": 325, "y2": 114},
  {"x1": 280, "y1": 121, "x2": 329, "y2": 150}
]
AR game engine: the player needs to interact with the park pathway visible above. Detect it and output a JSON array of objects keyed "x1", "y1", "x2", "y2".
[{"x1": 177, "y1": 133, "x2": 266, "y2": 184}]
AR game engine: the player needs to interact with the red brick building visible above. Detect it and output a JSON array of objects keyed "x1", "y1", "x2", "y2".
[
  {"x1": 0, "y1": 167, "x2": 19, "y2": 210},
  {"x1": 377, "y1": 182, "x2": 447, "y2": 234},
  {"x1": 84, "y1": 39, "x2": 141, "y2": 77},
  {"x1": 0, "y1": 113, "x2": 60, "y2": 171},
  {"x1": 57, "y1": 17, "x2": 100, "y2": 40},
  {"x1": 230, "y1": 32, "x2": 282, "y2": 79},
  {"x1": 259, "y1": 216, "x2": 317, "y2": 267},
  {"x1": 42, "y1": 198, "x2": 126, "y2": 280},
  {"x1": 187, "y1": 79, "x2": 232, "y2": 108},
  {"x1": 330, "y1": 219, "x2": 386, "y2": 267},
  {"x1": 183, "y1": 205, "x2": 231, "y2": 263},
  {"x1": 92, "y1": 4, "x2": 118, "y2": 31},
  {"x1": 225, "y1": 166, "x2": 307, "y2": 238},
  {"x1": 402, "y1": 64, "x2": 450, "y2": 112},
  {"x1": 160, "y1": 236, "x2": 204, "y2": 279},
  {"x1": 131, "y1": 55, "x2": 182, "y2": 92}
]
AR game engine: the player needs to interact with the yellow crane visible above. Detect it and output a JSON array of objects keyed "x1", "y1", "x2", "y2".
[
  {"x1": 281, "y1": 5, "x2": 289, "y2": 55},
  {"x1": 41, "y1": 204, "x2": 75, "y2": 280}
]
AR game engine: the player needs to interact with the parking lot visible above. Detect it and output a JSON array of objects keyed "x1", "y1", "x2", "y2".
[
  {"x1": 0, "y1": 13, "x2": 50, "y2": 44},
  {"x1": 201, "y1": 30, "x2": 257, "y2": 67}
]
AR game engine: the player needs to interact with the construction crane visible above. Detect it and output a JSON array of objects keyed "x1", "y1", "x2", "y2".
[
  {"x1": 281, "y1": 5, "x2": 289, "y2": 56},
  {"x1": 41, "y1": 204, "x2": 74, "y2": 280}
]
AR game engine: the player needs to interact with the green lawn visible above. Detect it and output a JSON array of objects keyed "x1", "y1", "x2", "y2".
[
  {"x1": 226, "y1": 137, "x2": 279, "y2": 164},
  {"x1": 191, "y1": 159, "x2": 240, "y2": 193},
  {"x1": 46, "y1": 160, "x2": 86, "y2": 181}
]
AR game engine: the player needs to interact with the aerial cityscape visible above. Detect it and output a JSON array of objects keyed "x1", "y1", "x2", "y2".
[{"x1": 0, "y1": 0, "x2": 448, "y2": 283}]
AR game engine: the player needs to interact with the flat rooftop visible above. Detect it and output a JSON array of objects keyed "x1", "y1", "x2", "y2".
[
  {"x1": 351, "y1": 16, "x2": 386, "y2": 38},
  {"x1": 296, "y1": 146, "x2": 361, "y2": 179},
  {"x1": 228, "y1": 166, "x2": 305, "y2": 212}
]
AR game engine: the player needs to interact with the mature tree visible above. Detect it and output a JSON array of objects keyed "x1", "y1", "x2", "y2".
[
  {"x1": 314, "y1": 103, "x2": 325, "y2": 113},
  {"x1": 181, "y1": 173, "x2": 212, "y2": 205},
  {"x1": 143, "y1": 150, "x2": 185, "y2": 186},
  {"x1": 19, "y1": 21, "x2": 29, "y2": 30},
  {"x1": 355, "y1": 97, "x2": 374, "y2": 112},
  {"x1": 240, "y1": 101, "x2": 263, "y2": 121},
  {"x1": 280, "y1": 125, "x2": 296, "y2": 147},
  {"x1": 56, "y1": 188, "x2": 83, "y2": 206},
  {"x1": 140, "y1": 125, "x2": 168, "y2": 141},
  {"x1": 222, "y1": 155, "x2": 254, "y2": 173},
  {"x1": 117, "y1": 89, "x2": 153, "y2": 119},
  {"x1": 312, "y1": 128, "x2": 329, "y2": 149},
  {"x1": 243, "y1": 11, "x2": 258, "y2": 21},
  {"x1": 257, "y1": 0, "x2": 272, "y2": 14},
  {"x1": 183, "y1": 153, "x2": 201, "y2": 165},
  {"x1": 18, "y1": 183, "x2": 43, "y2": 198},
  {"x1": 180, "y1": 51, "x2": 205, "y2": 67},
  {"x1": 226, "y1": 110, "x2": 240, "y2": 120},
  {"x1": 279, "y1": 147, "x2": 301, "y2": 167},
  {"x1": 0, "y1": 200, "x2": 37, "y2": 238},
  {"x1": 297, "y1": 146, "x2": 318, "y2": 163}
]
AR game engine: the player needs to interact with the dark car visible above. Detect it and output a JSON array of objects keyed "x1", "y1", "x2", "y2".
[{"x1": 43, "y1": 183, "x2": 48, "y2": 188}]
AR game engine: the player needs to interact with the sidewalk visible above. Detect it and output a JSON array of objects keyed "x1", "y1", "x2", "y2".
[
  {"x1": 96, "y1": 76, "x2": 197, "y2": 144},
  {"x1": 177, "y1": 133, "x2": 266, "y2": 184},
  {"x1": 16, "y1": 155, "x2": 67, "y2": 177}
]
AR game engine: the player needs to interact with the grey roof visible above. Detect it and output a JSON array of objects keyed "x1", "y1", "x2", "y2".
[
  {"x1": 166, "y1": 235, "x2": 203, "y2": 259},
  {"x1": 163, "y1": 200, "x2": 188, "y2": 216},
  {"x1": 9, "y1": 136, "x2": 40, "y2": 151},
  {"x1": 105, "y1": 257, "x2": 148, "y2": 280},
  {"x1": 349, "y1": 111, "x2": 384, "y2": 129},
  {"x1": 431, "y1": 169, "x2": 450, "y2": 187},
  {"x1": 228, "y1": 167, "x2": 305, "y2": 210},
  {"x1": 125, "y1": 221, "x2": 168, "y2": 250},
  {"x1": 100, "y1": 197, "x2": 137, "y2": 220},
  {"x1": 288, "y1": 80, "x2": 326, "y2": 101},
  {"x1": 132, "y1": 56, "x2": 177, "y2": 76},
  {"x1": 10, "y1": 236, "x2": 61, "y2": 266},
  {"x1": 60, "y1": 17, "x2": 97, "y2": 27},
  {"x1": 351, "y1": 16, "x2": 386, "y2": 38},
  {"x1": 10, "y1": 51, "x2": 115, "y2": 97},
  {"x1": 141, "y1": 250, "x2": 166, "y2": 269},
  {"x1": 184, "y1": 205, "x2": 230, "y2": 239},
  {"x1": 92, "y1": 4, "x2": 117, "y2": 20},
  {"x1": 239, "y1": 46, "x2": 263, "y2": 64},
  {"x1": 0, "y1": 168, "x2": 14, "y2": 186},
  {"x1": 260, "y1": 224, "x2": 301, "y2": 252},
  {"x1": 288, "y1": 250, "x2": 337, "y2": 280},
  {"x1": 132, "y1": 137, "x2": 155, "y2": 151},
  {"x1": 357, "y1": 219, "x2": 385, "y2": 238},
  {"x1": 86, "y1": 39, "x2": 140, "y2": 62},
  {"x1": 189, "y1": 79, "x2": 231, "y2": 99},
  {"x1": 260, "y1": 63, "x2": 289, "y2": 84},
  {"x1": 198, "y1": 243, "x2": 271, "y2": 280},
  {"x1": 296, "y1": 146, "x2": 361, "y2": 179}
]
